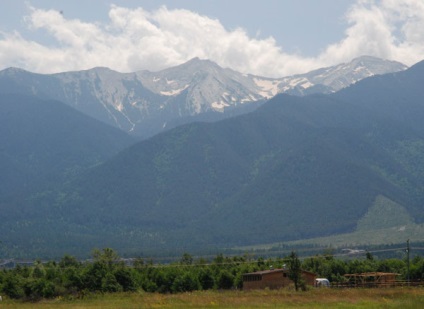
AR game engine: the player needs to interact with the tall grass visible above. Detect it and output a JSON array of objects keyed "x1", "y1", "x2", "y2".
[{"x1": 2, "y1": 287, "x2": 424, "y2": 308}]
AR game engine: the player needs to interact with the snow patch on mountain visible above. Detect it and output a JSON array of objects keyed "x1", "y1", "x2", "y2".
[
  {"x1": 211, "y1": 101, "x2": 230, "y2": 111},
  {"x1": 253, "y1": 78, "x2": 281, "y2": 98},
  {"x1": 160, "y1": 84, "x2": 189, "y2": 96},
  {"x1": 115, "y1": 102, "x2": 124, "y2": 112}
]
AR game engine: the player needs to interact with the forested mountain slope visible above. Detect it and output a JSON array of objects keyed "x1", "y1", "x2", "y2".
[{"x1": 0, "y1": 93, "x2": 134, "y2": 201}]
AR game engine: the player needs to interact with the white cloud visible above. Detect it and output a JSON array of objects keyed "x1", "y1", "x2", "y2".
[
  {"x1": 0, "y1": 1, "x2": 423, "y2": 77},
  {"x1": 318, "y1": 0, "x2": 424, "y2": 67}
]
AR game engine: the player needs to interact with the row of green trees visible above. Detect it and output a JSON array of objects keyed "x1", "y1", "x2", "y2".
[{"x1": 0, "y1": 248, "x2": 423, "y2": 301}]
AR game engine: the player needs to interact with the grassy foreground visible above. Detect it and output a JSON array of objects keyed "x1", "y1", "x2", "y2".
[{"x1": 2, "y1": 287, "x2": 424, "y2": 308}]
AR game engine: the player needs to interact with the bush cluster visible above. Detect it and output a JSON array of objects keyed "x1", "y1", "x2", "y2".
[{"x1": 0, "y1": 248, "x2": 423, "y2": 301}]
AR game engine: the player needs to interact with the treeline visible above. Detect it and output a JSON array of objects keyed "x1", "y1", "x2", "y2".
[{"x1": 0, "y1": 248, "x2": 423, "y2": 301}]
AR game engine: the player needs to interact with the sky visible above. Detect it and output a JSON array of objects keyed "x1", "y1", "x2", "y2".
[{"x1": 0, "y1": 0, "x2": 423, "y2": 77}]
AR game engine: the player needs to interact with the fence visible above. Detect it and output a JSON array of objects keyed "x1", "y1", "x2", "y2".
[{"x1": 331, "y1": 280, "x2": 424, "y2": 288}]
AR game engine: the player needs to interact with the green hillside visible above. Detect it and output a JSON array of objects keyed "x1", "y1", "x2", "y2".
[
  {"x1": 233, "y1": 195, "x2": 423, "y2": 254},
  {"x1": 357, "y1": 195, "x2": 414, "y2": 231}
]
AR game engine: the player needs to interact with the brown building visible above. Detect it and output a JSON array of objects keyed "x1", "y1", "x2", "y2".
[{"x1": 243, "y1": 268, "x2": 317, "y2": 290}]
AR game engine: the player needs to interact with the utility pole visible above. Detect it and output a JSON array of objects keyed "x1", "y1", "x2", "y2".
[{"x1": 406, "y1": 239, "x2": 410, "y2": 286}]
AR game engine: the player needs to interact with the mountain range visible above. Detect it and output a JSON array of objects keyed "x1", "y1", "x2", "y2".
[
  {"x1": 0, "y1": 57, "x2": 422, "y2": 258},
  {"x1": 0, "y1": 56, "x2": 406, "y2": 139}
]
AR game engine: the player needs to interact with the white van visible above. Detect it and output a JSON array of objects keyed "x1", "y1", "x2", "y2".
[{"x1": 315, "y1": 278, "x2": 330, "y2": 287}]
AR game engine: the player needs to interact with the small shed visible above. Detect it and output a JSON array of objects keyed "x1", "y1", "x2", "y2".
[
  {"x1": 344, "y1": 272, "x2": 400, "y2": 287},
  {"x1": 243, "y1": 268, "x2": 316, "y2": 290}
]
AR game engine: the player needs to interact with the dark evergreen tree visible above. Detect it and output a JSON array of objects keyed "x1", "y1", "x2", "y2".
[{"x1": 287, "y1": 251, "x2": 303, "y2": 291}]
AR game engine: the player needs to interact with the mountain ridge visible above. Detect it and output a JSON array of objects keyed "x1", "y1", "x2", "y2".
[{"x1": 0, "y1": 56, "x2": 406, "y2": 138}]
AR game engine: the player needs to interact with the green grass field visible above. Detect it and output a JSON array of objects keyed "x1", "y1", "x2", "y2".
[{"x1": 2, "y1": 287, "x2": 424, "y2": 308}]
